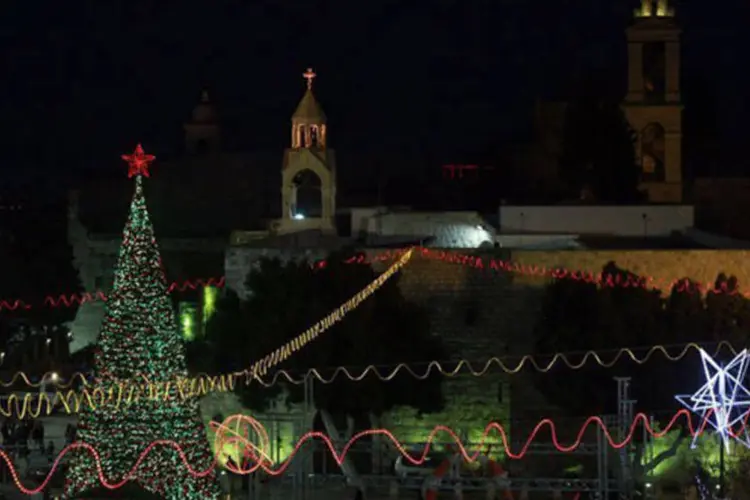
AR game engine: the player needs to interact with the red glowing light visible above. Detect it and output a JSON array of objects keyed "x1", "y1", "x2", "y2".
[
  {"x1": 0, "y1": 409, "x2": 740, "y2": 494},
  {"x1": 442, "y1": 164, "x2": 482, "y2": 179},
  {"x1": 0, "y1": 277, "x2": 224, "y2": 311},
  {"x1": 121, "y1": 144, "x2": 155, "y2": 178}
]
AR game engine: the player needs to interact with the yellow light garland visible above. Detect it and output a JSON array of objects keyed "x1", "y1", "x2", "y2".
[{"x1": 0, "y1": 249, "x2": 413, "y2": 418}]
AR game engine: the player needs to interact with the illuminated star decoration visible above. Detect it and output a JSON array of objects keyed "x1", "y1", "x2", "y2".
[
  {"x1": 121, "y1": 144, "x2": 155, "y2": 178},
  {"x1": 676, "y1": 348, "x2": 750, "y2": 452}
]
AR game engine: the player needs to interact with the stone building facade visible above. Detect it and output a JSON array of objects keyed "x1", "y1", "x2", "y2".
[{"x1": 222, "y1": 244, "x2": 750, "y2": 452}]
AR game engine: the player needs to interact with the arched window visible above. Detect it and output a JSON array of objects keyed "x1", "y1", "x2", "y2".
[
  {"x1": 292, "y1": 169, "x2": 323, "y2": 217},
  {"x1": 194, "y1": 139, "x2": 209, "y2": 155},
  {"x1": 641, "y1": 123, "x2": 666, "y2": 182}
]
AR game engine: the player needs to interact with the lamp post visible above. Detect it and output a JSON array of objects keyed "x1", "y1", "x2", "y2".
[
  {"x1": 40, "y1": 371, "x2": 59, "y2": 395},
  {"x1": 719, "y1": 436, "x2": 725, "y2": 499}
]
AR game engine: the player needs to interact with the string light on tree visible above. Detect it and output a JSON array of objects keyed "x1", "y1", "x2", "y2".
[{"x1": 676, "y1": 348, "x2": 750, "y2": 452}]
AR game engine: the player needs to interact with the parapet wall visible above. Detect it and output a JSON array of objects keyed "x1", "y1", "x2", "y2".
[{"x1": 509, "y1": 249, "x2": 750, "y2": 291}]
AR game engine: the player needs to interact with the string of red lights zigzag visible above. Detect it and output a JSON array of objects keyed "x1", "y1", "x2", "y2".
[
  {"x1": 0, "y1": 341, "x2": 735, "y2": 392},
  {"x1": 0, "y1": 409, "x2": 737, "y2": 495},
  {"x1": 1, "y1": 246, "x2": 744, "y2": 312},
  {"x1": 0, "y1": 277, "x2": 225, "y2": 311}
]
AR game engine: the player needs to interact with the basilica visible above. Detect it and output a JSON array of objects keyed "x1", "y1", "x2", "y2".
[{"x1": 68, "y1": 0, "x2": 691, "y2": 352}]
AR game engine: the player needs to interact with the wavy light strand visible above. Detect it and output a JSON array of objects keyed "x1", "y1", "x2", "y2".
[
  {"x1": 0, "y1": 250, "x2": 413, "y2": 418},
  {"x1": 1, "y1": 341, "x2": 736, "y2": 391},
  {"x1": 1, "y1": 408, "x2": 743, "y2": 495},
  {"x1": 246, "y1": 341, "x2": 736, "y2": 386},
  {"x1": 2, "y1": 245, "x2": 746, "y2": 312}
]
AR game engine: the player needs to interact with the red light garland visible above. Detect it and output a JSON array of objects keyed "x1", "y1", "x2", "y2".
[
  {"x1": 0, "y1": 277, "x2": 225, "y2": 311},
  {"x1": 1, "y1": 409, "x2": 744, "y2": 494},
  {"x1": 3, "y1": 246, "x2": 746, "y2": 312}
]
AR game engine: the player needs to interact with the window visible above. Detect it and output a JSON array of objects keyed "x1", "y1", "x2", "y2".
[
  {"x1": 643, "y1": 42, "x2": 666, "y2": 103},
  {"x1": 194, "y1": 139, "x2": 209, "y2": 155},
  {"x1": 641, "y1": 123, "x2": 666, "y2": 182}
]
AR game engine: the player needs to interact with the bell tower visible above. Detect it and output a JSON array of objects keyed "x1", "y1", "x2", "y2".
[
  {"x1": 622, "y1": 0, "x2": 683, "y2": 203},
  {"x1": 277, "y1": 68, "x2": 337, "y2": 234},
  {"x1": 183, "y1": 90, "x2": 221, "y2": 155}
]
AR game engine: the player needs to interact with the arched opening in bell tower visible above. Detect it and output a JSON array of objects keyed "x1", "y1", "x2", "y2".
[
  {"x1": 194, "y1": 139, "x2": 209, "y2": 155},
  {"x1": 641, "y1": 122, "x2": 666, "y2": 182},
  {"x1": 291, "y1": 169, "x2": 323, "y2": 218}
]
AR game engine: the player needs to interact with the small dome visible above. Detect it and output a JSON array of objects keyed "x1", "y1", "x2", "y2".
[{"x1": 293, "y1": 89, "x2": 326, "y2": 123}]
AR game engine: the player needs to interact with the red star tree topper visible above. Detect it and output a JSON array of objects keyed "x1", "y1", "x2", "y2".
[{"x1": 121, "y1": 144, "x2": 155, "y2": 178}]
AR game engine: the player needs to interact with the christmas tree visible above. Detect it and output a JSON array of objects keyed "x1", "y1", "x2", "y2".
[{"x1": 63, "y1": 145, "x2": 221, "y2": 499}]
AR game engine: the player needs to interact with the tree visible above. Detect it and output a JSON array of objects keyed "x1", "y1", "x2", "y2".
[
  {"x1": 559, "y1": 100, "x2": 643, "y2": 203},
  {"x1": 532, "y1": 263, "x2": 750, "y2": 482},
  {"x1": 201, "y1": 250, "x2": 445, "y2": 419},
  {"x1": 0, "y1": 186, "x2": 81, "y2": 350},
  {"x1": 17, "y1": 190, "x2": 83, "y2": 327},
  {"x1": 64, "y1": 156, "x2": 221, "y2": 499}
]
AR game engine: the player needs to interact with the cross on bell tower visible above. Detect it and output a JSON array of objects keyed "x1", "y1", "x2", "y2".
[{"x1": 303, "y1": 68, "x2": 316, "y2": 90}]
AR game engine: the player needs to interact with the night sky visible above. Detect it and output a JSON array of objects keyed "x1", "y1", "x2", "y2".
[{"x1": 1, "y1": 0, "x2": 748, "y2": 187}]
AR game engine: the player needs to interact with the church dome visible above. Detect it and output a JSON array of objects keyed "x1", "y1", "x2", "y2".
[
  {"x1": 293, "y1": 89, "x2": 326, "y2": 124},
  {"x1": 191, "y1": 91, "x2": 218, "y2": 123}
]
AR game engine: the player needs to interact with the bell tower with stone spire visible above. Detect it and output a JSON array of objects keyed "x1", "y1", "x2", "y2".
[
  {"x1": 622, "y1": 0, "x2": 683, "y2": 203},
  {"x1": 183, "y1": 90, "x2": 221, "y2": 154},
  {"x1": 276, "y1": 68, "x2": 337, "y2": 234}
]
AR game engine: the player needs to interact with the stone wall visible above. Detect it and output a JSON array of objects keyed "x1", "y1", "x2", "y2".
[
  {"x1": 224, "y1": 247, "x2": 517, "y2": 445},
  {"x1": 363, "y1": 248, "x2": 750, "y2": 441},
  {"x1": 73, "y1": 243, "x2": 750, "y2": 446}
]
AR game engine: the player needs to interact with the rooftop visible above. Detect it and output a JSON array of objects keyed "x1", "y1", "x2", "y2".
[{"x1": 578, "y1": 234, "x2": 711, "y2": 250}]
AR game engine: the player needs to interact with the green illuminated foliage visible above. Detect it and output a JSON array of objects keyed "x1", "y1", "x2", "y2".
[
  {"x1": 641, "y1": 427, "x2": 750, "y2": 483},
  {"x1": 534, "y1": 263, "x2": 750, "y2": 485},
  {"x1": 180, "y1": 302, "x2": 197, "y2": 341},
  {"x1": 63, "y1": 176, "x2": 221, "y2": 499},
  {"x1": 202, "y1": 286, "x2": 218, "y2": 327}
]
